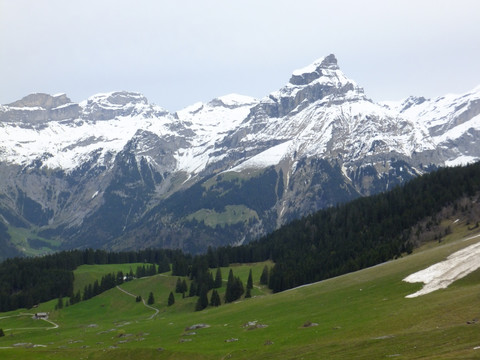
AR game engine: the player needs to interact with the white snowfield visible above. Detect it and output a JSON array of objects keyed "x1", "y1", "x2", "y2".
[
  {"x1": 403, "y1": 234, "x2": 480, "y2": 298},
  {"x1": 1, "y1": 55, "x2": 479, "y2": 175}
]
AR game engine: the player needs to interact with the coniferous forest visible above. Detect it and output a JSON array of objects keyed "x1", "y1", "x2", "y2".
[{"x1": 1, "y1": 162, "x2": 479, "y2": 311}]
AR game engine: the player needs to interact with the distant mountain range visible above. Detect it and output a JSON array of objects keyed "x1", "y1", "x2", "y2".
[{"x1": 1, "y1": 54, "x2": 479, "y2": 257}]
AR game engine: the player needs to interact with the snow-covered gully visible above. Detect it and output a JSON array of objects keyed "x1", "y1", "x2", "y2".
[{"x1": 403, "y1": 234, "x2": 480, "y2": 298}]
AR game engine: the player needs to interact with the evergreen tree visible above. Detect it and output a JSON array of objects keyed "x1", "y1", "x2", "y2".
[
  {"x1": 117, "y1": 271, "x2": 124, "y2": 285},
  {"x1": 136, "y1": 295, "x2": 142, "y2": 303},
  {"x1": 195, "y1": 286, "x2": 208, "y2": 311},
  {"x1": 56, "y1": 296, "x2": 64, "y2": 310},
  {"x1": 182, "y1": 279, "x2": 188, "y2": 294},
  {"x1": 0, "y1": 328, "x2": 5, "y2": 337},
  {"x1": 247, "y1": 269, "x2": 253, "y2": 290},
  {"x1": 93, "y1": 280, "x2": 100, "y2": 296},
  {"x1": 189, "y1": 281, "x2": 197, "y2": 297},
  {"x1": 225, "y1": 270, "x2": 244, "y2": 303},
  {"x1": 210, "y1": 289, "x2": 221, "y2": 306},
  {"x1": 175, "y1": 278, "x2": 183, "y2": 293},
  {"x1": 260, "y1": 265, "x2": 269, "y2": 285},
  {"x1": 158, "y1": 255, "x2": 171, "y2": 273},
  {"x1": 245, "y1": 287, "x2": 252, "y2": 298},
  {"x1": 214, "y1": 267, "x2": 222, "y2": 288},
  {"x1": 168, "y1": 291, "x2": 175, "y2": 306},
  {"x1": 147, "y1": 292, "x2": 155, "y2": 305}
]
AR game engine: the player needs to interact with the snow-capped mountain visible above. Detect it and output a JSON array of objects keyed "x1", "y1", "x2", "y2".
[{"x1": 0, "y1": 54, "x2": 479, "y2": 258}]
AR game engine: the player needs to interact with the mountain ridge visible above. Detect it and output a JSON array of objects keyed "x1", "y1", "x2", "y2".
[{"x1": 0, "y1": 54, "x2": 479, "y2": 257}]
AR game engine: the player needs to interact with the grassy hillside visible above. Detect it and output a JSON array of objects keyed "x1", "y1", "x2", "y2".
[
  {"x1": 73, "y1": 262, "x2": 147, "y2": 294},
  {"x1": 1, "y1": 222, "x2": 480, "y2": 359}
]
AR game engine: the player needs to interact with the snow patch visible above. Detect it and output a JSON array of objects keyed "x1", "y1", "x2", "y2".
[
  {"x1": 292, "y1": 56, "x2": 327, "y2": 76},
  {"x1": 217, "y1": 94, "x2": 257, "y2": 107},
  {"x1": 445, "y1": 155, "x2": 479, "y2": 167},
  {"x1": 403, "y1": 234, "x2": 480, "y2": 298},
  {"x1": 228, "y1": 140, "x2": 293, "y2": 172}
]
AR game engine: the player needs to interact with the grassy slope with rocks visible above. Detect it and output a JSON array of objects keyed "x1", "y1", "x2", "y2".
[{"x1": 1, "y1": 220, "x2": 480, "y2": 359}]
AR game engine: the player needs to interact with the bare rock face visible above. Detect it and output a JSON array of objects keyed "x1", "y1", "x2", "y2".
[
  {"x1": 8, "y1": 93, "x2": 70, "y2": 109},
  {"x1": 81, "y1": 91, "x2": 161, "y2": 121},
  {"x1": 0, "y1": 93, "x2": 80, "y2": 125}
]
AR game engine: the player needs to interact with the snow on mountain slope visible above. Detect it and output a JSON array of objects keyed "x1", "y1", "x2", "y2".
[
  {"x1": 0, "y1": 92, "x2": 179, "y2": 171},
  {"x1": 175, "y1": 94, "x2": 258, "y2": 173},
  {"x1": 0, "y1": 54, "x2": 479, "y2": 255},
  {"x1": 219, "y1": 54, "x2": 438, "y2": 174},
  {"x1": 1, "y1": 55, "x2": 478, "y2": 177},
  {"x1": 398, "y1": 86, "x2": 480, "y2": 166}
]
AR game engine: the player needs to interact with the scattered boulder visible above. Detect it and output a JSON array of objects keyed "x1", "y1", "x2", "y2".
[
  {"x1": 185, "y1": 324, "x2": 210, "y2": 331},
  {"x1": 302, "y1": 321, "x2": 318, "y2": 328},
  {"x1": 264, "y1": 340, "x2": 274, "y2": 346},
  {"x1": 243, "y1": 320, "x2": 268, "y2": 330},
  {"x1": 225, "y1": 338, "x2": 238, "y2": 343}
]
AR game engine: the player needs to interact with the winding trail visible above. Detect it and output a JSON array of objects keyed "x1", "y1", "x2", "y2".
[
  {"x1": 116, "y1": 285, "x2": 159, "y2": 320},
  {"x1": 0, "y1": 313, "x2": 59, "y2": 331}
]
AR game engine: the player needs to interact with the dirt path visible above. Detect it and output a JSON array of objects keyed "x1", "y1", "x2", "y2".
[
  {"x1": 0, "y1": 313, "x2": 59, "y2": 331},
  {"x1": 116, "y1": 285, "x2": 159, "y2": 319}
]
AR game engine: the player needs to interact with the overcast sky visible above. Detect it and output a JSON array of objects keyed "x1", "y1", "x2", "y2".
[{"x1": 1, "y1": 0, "x2": 479, "y2": 111}]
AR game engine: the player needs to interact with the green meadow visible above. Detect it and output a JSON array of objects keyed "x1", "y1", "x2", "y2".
[{"x1": 1, "y1": 227, "x2": 480, "y2": 359}]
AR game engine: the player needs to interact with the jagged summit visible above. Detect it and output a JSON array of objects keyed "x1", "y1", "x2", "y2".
[
  {"x1": 261, "y1": 54, "x2": 365, "y2": 118},
  {"x1": 290, "y1": 54, "x2": 338, "y2": 85}
]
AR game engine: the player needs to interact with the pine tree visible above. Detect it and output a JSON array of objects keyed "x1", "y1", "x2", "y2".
[
  {"x1": 181, "y1": 279, "x2": 188, "y2": 294},
  {"x1": 260, "y1": 265, "x2": 269, "y2": 285},
  {"x1": 214, "y1": 267, "x2": 222, "y2": 288},
  {"x1": 147, "y1": 292, "x2": 155, "y2": 305},
  {"x1": 175, "y1": 278, "x2": 183, "y2": 293},
  {"x1": 195, "y1": 286, "x2": 208, "y2": 311},
  {"x1": 75, "y1": 290, "x2": 81, "y2": 304},
  {"x1": 168, "y1": 292, "x2": 175, "y2": 306},
  {"x1": 56, "y1": 296, "x2": 64, "y2": 310},
  {"x1": 247, "y1": 269, "x2": 253, "y2": 290},
  {"x1": 117, "y1": 271, "x2": 124, "y2": 285},
  {"x1": 245, "y1": 287, "x2": 252, "y2": 298},
  {"x1": 225, "y1": 270, "x2": 244, "y2": 303},
  {"x1": 210, "y1": 289, "x2": 221, "y2": 306},
  {"x1": 189, "y1": 282, "x2": 197, "y2": 297},
  {"x1": 0, "y1": 328, "x2": 5, "y2": 337}
]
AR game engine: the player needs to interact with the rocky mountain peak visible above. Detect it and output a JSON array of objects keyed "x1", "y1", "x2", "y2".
[
  {"x1": 0, "y1": 93, "x2": 79, "y2": 126},
  {"x1": 261, "y1": 54, "x2": 364, "y2": 118},
  {"x1": 81, "y1": 91, "x2": 154, "y2": 121},
  {"x1": 6, "y1": 93, "x2": 71, "y2": 110},
  {"x1": 83, "y1": 91, "x2": 148, "y2": 108},
  {"x1": 289, "y1": 54, "x2": 338, "y2": 86}
]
